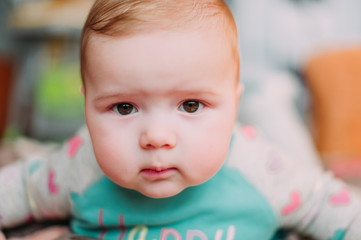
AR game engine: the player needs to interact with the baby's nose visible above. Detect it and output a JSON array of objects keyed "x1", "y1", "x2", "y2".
[{"x1": 139, "y1": 126, "x2": 177, "y2": 149}]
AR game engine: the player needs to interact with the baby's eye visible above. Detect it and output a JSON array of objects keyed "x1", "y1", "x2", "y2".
[
  {"x1": 113, "y1": 103, "x2": 137, "y2": 115},
  {"x1": 179, "y1": 100, "x2": 204, "y2": 113}
]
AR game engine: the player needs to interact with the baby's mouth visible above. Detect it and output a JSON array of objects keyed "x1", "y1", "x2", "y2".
[{"x1": 140, "y1": 167, "x2": 177, "y2": 180}]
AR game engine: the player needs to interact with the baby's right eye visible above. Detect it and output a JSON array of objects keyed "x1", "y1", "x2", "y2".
[{"x1": 112, "y1": 103, "x2": 137, "y2": 115}]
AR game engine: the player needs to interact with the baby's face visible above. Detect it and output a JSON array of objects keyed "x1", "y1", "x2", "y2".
[{"x1": 83, "y1": 28, "x2": 241, "y2": 198}]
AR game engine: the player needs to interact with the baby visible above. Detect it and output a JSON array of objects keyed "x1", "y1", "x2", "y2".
[{"x1": 1, "y1": 0, "x2": 361, "y2": 239}]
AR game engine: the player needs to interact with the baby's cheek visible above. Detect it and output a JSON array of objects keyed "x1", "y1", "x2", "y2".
[
  {"x1": 191, "y1": 143, "x2": 227, "y2": 182},
  {"x1": 94, "y1": 143, "x2": 134, "y2": 183},
  {"x1": 93, "y1": 139, "x2": 119, "y2": 164}
]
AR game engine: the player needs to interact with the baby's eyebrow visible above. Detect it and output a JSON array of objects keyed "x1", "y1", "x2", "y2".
[
  {"x1": 93, "y1": 92, "x2": 140, "y2": 103},
  {"x1": 94, "y1": 88, "x2": 219, "y2": 101},
  {"x1": 170, "y1": 88, "x2": 220, "y2": 97},
  {"x1": 174, "y1": 92, "x2": 220, "y2": 100}
]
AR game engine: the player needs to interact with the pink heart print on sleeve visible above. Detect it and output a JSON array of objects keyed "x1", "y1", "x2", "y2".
[
  {"x1": 48, "y1": 169, "x2": 59, "y2": 195},
  {"x1": 240, "y1": 125, "x2": 256, "y2": 140},
  {"x1": 67, "y1": 135, "x2": 83, "y2": 158},
  {"x1": 282, "y1": 190, "x2": 301, "y2": 215},
  {"x1": 329, "y1": 188, "x2": 350, "y2": 206}
]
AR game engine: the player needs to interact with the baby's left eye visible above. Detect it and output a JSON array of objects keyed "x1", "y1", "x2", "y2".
[
  {"x1": 179, "y1": 100, "x2": 204, "y2": 113},
  {"x1": 113, "y1": 102, "x2": 137, "y2": 115}
]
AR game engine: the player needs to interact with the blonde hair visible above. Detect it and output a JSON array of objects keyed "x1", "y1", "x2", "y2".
[{"x1": 80, "y1": 0, "x2": 239, "y2": 86}]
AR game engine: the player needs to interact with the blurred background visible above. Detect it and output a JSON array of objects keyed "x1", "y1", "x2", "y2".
[
  {"x1": 0, "y1": 0, "x2": 361, "y2": 178},
  {"x1": 0, "y1": 0, "x2": 93, "y2": 142},
  {"x1": 229, "y1": 0, "x2": 361, "y2": 174}
]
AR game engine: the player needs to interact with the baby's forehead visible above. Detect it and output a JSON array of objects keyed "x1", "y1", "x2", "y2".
[
  {"x1": 81, "y1": 0, "x2": 239, "y2": 84},
  {"x1": 83, "y1": 30, "x2": 239, "y2": 94},
  {"x1": 84, "y1": 26, "x2": 236, "y2": 75}
]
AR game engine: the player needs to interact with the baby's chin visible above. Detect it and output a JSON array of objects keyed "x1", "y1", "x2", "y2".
[
  {"x1": 137, "y1": 177, "x2": 214, "y2": 199},
  {"x1": 137, "y1": 185, "x2": 187, "y2": 199}
]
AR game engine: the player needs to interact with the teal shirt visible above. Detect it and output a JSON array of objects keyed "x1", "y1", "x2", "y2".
[{"x1": 71, "y1": 166, "x2": 279, "y2": 240}]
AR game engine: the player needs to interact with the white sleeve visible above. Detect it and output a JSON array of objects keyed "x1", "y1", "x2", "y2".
[
  {"x1": 228, "y1": 124, "x2": 361, "y2": 240},
  {"x1": 0, "y1": 126, "x2": 98, "y2": 229}
]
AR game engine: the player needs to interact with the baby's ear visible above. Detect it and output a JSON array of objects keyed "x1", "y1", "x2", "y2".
[
  {"x1": 80, "y1": 86, "x2": 85, "y2": 96},
  {"x1": 235, "y1": 82, "x2": 243, "y2": 101}
]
